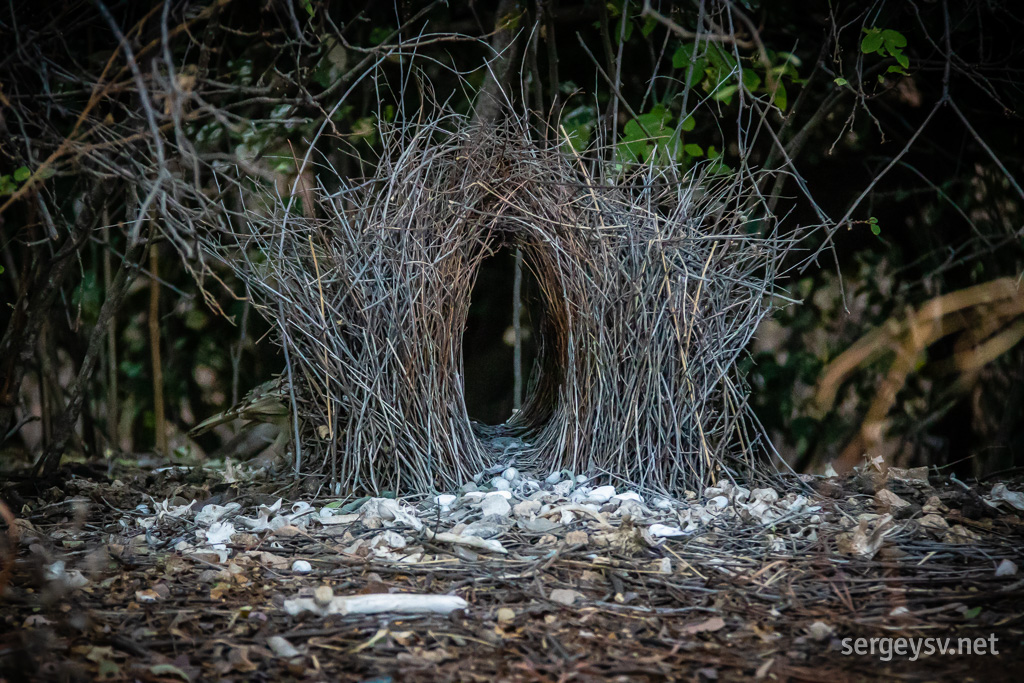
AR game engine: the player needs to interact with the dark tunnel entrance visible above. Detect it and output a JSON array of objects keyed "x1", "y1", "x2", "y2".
[{"x1": 462, "y1": 247, "x2": 543, "y2": 426}]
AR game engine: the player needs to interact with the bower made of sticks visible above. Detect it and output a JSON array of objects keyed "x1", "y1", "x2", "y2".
[{"x1": 227, "y1": 115, "x2": 782, "y2": 495}]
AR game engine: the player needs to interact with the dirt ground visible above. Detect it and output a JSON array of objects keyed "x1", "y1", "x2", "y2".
[{"x1": 1, "y1": 463, "x2": 1022, "y2": 682}]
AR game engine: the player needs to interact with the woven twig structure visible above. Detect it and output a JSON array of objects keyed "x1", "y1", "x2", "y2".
[{"x1": 211, "y1": 111, "x2": 786, "y2": 495}]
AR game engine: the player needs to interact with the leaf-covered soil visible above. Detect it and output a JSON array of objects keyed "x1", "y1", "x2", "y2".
[{"x1": 1, "y1": 463, "x2": 1022, "y2": 682}]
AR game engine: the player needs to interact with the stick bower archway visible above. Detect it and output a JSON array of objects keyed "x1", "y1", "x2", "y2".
[{"x1": 211, "y1": 113, "x2": 786, "y2": 495}]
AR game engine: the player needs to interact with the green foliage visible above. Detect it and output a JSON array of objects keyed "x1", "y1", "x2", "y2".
[
  {"x1": 369, "y1": 27, "x2": 391, "y2": 45},
  {"x1": 617, "y1": 104, "x2": 673, "y2": 164},
  {"x1": 861, "y1": 27, "x2": 910, "y2": 75},
  {"x1": 671, "y1": 41, "x2": 800, "y2": 111},
  {"x1": 0, "y1": 165, "x2": 44, "y2": 195},
  {"x1": 561, "y1": 105, "x2": 597, "y2": 152}
]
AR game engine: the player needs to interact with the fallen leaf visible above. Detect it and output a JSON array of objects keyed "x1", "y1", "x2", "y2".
[{"x1": 680, "y1": 616, "x2": 726, "y2": 635}]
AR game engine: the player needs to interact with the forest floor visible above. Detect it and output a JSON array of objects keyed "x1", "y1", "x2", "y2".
[{"x1": 1, "y1": 461, "x2": 1022, "y2": 682}]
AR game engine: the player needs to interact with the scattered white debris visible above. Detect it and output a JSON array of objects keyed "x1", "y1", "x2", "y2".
[
  {"x1": 480, "y1": 495, "x2": 512, "y2": 517},
  {"x1": 284, "y1": 592, "x2": 467, "y2": 617},
  {"x1": 805, "y1": 621, "x2": 834, "y2": 640},
  {"x1": 195, "y1": 502, "x2": 241, "y2": 525},
  {"x1": 204, "y1": 521, "x2": 236, "y2": 549},
  {"x1": 129, "y1": 465, "x2": 836, "y2": 571},
  {"x1": 987, "y1": 483, "x2": 1024, "y2": 511},
  {"x1": 587, "y1": 485, "x2": 617, "y2": 503},
  {"x1": 613, "y1": 491, "x2": 643, "y2": 503},
  {"x1": 549, "y1": 588, "x2": 583, "y2": 606},
  {"x1": 996, "y1": 559, "x2": 1018, "y2": 577},
  {"x1": 513, "y1": 500, "x2": 541, "y2": 518},
  {"x1": 434, "y1": 494, "x2": 457, "y2": 509},
  {"x1": 267, "y1": 635, "x2": 301, "y2": 658},
  {"x1": 43, "y1": 560, "x2": 90, "y2": 590}
]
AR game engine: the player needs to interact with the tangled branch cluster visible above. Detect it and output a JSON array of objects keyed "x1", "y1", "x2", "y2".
[{"x1": 201, "y1": 108, "x2": 788, "y2": 495}]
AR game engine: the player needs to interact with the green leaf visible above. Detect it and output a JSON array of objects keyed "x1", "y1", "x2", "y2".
[
  {"x1": 770, "y1": 63, "x2": 799, "y2": 79},
  {"x1": 705, "y1": 44, "x2": 737, "y2": 70},
  {"x1": 672, "y1": 44, "x2": 694, "y2": 69},
  {"x1": 869, "y1": 216, "x2": 881, "y2": 235},
  {"x1": 149, "y1": 663, "x2": 191, "y2": 682},
  {"x1": 0, "y1": 265, "x2": 5, "y2": 275},
  {"x1": 0, "y1": 176, "x2": 15, "y2": 195},
  {"x1": 369, "y1": 27, "x2": 391, "y2": 45},
  {"x1": 13, "y1": 166, "x2": 31, "y2": 182},
  {"x1": 299, "y1": 0, "x2": 314, "y2": 17},
  {"x1": 774, "y1": 82, "x2": 788, "y2": 111},
  {"x1": 741, "y1": 69, "x2": 762, "y2": 91},
  {"x1": 683, "y1": 143, "x2": 704, "y2": 157},
  {"x1": 706, "y1": 145, "x2": 721, "y2": 160},
  {"x1": 711, "y1": 83, "x2": 739, "y2": 102},
  {"x1": 861, "y1": 29, "x2": 883, "y2": 54},
  {"x1": 887, "y1": 65, "x2": 908, "y2": 75},
  {"x1": 562, "y1": 123, "x2": 592, "y2": 152},
  {"x1": 881, "y1": 29, "x2": 907, "y2": 49},
  {"x1": 680, "y1": 115, "x2": 696, "y2": 132},
  {"x1": 834, "y1": 77, "x2": 849, "y2": 86},
  {"x1": 685, "y1": 58, "x2": 708, "y2": 88},
  {"x1": 891, "y1": 49, "x2": 910, "y2": 69},
  {"x1": 614, "y1": 20, "x2": 634, "y2": 44},
  {"x1": 964, "y1": 606, "x2": 982, "y2": 619},
  {"x1": 775, "y1": 51, "x2": 803, "y2": 67},
  {"x1": 641, "y1": 15, "x2": 658, "y2": 37},
  {"x1": 707, "y1": 160, "x2": 732, "y2": 175},
  {"x1": 340, "y1": 496, "x2": 370, "y2": 513}
]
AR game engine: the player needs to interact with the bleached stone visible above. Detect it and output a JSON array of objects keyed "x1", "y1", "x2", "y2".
[
  {"x1": 549, "y1": 588, "x2": 583, "y2": 606},
  {"x1": 996, "y1": 559, "x2": 1018, "y2": 577},
  {"x1": 434, "y1": 494, "x2": 457, "y2": 509},
  {"x1": 480, "y1": 495, "x2": 511, "y2": 517},
  {"x1": 291, "y1": 560, "x2": 312, "y2": 573},
  {"x1": 502, "y1": 467, "x2": 518, "y2": 481},
  {"x1": 513, "y1": 500, "x2": 541, "y2": 518},
  {"x1": 587, "y1": 486, "x2": 617, "y2": 503}
]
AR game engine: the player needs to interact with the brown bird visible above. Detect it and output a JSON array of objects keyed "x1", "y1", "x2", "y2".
[{"x1": 189, "y1": 377, "x2": 292, "y2": 464}]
